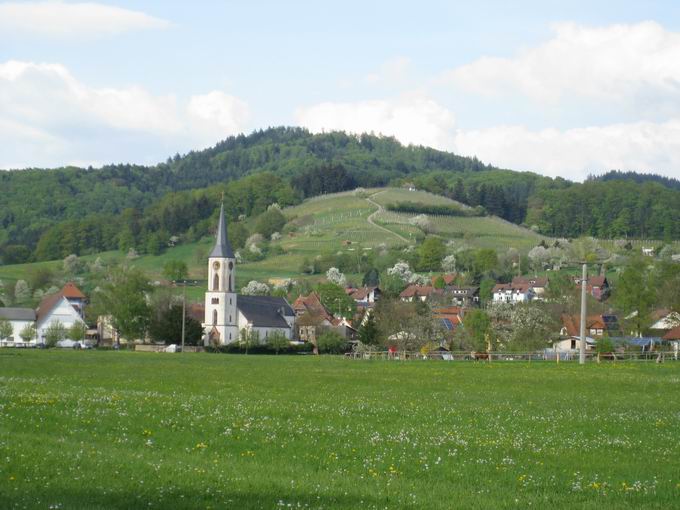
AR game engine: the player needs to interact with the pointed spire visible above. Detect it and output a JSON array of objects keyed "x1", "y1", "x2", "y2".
[{"x1": 209, "y1": 201, "x2": 234, "y2": 258}]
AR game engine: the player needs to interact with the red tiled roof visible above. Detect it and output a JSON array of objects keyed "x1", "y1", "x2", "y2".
[
  {"x1": 560, "y1": 314, "x2": 609, "y2": 337},
  {"x1": 36, "y1": 283, "x2": 87, "y2": 322},
  {"x1": 293, "y1": 292, "x2": 334, "y2": 322},
  {"x1": 512, "y1": 276, "x2": 548, "y2": 288},
  {"x1": 663, "y1": 326, "x2": 680, "y2": 340},
  {"x1": 433, "y1": 306, "x2": 463, "y2": 315},
  {"x1": 399, "y1": 285, "x2": 442, "y2": 299},
  {"x1": 493, "y1": 283, "x2": 532, "y2": 293},
  {"x1": 347, "y1": 287, "x2": 377, "y2": 300},
  {"x1": 61, "y1": 282, "x2": 86, "y2": 299}
]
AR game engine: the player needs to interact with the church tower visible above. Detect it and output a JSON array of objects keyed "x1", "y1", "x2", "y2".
[{"x1": 203, "y1": 202, "x2": 239, "y2": 345}]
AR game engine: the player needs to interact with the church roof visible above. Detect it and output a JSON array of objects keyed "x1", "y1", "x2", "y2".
[
  {"x1": 209, "y1": 202, "x2": 234, "y2": 258},
  {"x1": 237, "y1": 295, "x2": 294, "y2": 329}
]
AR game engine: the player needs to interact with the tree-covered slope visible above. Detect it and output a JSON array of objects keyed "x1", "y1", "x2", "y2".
[{"x1": 1, "y1": 126, "x2": 680, "y2": 266}]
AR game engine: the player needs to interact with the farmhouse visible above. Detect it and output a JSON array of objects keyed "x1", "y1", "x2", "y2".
[
  {"x1": 0, "y1": 308, "x2": 36, "y2": 345},
  {"x1": 492, "y1": 282, "x2": 535, "y2": 304},
  {"x1": 0, "y1": 282, "x2": 87, "y2": 346},
  {"x1": 345, "y1": 286, "x2": 381, "y2": 307},
  {"x1": 399, "y1": 285, "x2": 443, "y2": 302},
  {"x1": 574, "y1": 275, "x2": 610, "y2": 301},
  {"x1": 560, "y1": 313, "x2": 619, "y2": 338},
  {"x1": 293, "y1": 292, "x2": 356, "y2": 343},
  {"x1": 511, "y1": 276, "x2": 548, "y2": 298},
  {"x1": 202, "y1": 203, "x2": 295, "y2": 345}
]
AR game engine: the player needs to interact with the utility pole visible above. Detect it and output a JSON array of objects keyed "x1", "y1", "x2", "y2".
[
  {"x1": 579, "y1": 263, "x2": 587, "y2": 365},
  {"x1": 173, "y1": 279, "x2": 197, "y2": 353}
]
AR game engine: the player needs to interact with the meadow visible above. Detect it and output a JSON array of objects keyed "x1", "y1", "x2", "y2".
[{"x1": 1, "y1": 351, "x2": 678, "y2": 509}]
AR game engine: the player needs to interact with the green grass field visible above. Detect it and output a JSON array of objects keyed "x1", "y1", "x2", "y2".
[{"x1": 1, "y1": 351, "x2": 678, "y2": 509}]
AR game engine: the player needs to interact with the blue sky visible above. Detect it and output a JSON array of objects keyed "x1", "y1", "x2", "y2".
[{"x1": 2, "y1": 1, "x2": 680, "y2": 180}]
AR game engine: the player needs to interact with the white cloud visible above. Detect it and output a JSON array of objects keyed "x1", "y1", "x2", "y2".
[
  {"x1": 452, "y1": 120, "x2": 680, "y2": 180},
  {"x1": 295, "y1": 93, "x2": 455, "y2": 150},
  {"x1": 365, "y1": 56, "x2": 412, "y2": 85},
  {"x1": 447, "y1": 21, "x2": 680, "y2": 109},
  {"x1": 0, "y1": 60, "x2": 249, "y2": 169},
  {"x1": 187, "y1": 91, "x2": 250, "y2": 139},
  {"x1": 0, "y1": 1, "x2": 170, "y2": 38}
]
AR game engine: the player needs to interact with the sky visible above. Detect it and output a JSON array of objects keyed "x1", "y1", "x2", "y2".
[{"x1": 2, "y1": 0, "x2": 680, "y2": 181}]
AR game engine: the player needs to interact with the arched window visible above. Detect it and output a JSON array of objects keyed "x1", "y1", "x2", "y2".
[
  {"x1": 213, "y1": 273, "x2": 219, "y2": 291},
  {"x1": 212, "y1": 309, "x2": 218, "y2": 326}
]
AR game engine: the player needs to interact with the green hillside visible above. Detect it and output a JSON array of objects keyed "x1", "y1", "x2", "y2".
[{"x1": 0, "y1": 187, "x2": 546, "y2": 304}]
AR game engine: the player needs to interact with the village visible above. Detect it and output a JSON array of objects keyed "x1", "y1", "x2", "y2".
[{"x1": 2, "y1": 205, "x2": 679, "y2": 360}]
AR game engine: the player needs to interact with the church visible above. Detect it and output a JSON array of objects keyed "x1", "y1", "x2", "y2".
[{"x1": 202, "y1": 203, "x2": 295, "y2": 346}]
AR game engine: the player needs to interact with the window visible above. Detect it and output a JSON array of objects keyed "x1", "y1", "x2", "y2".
[
  {"x1": 211, "y1": 298, "x2": 219, "y2": 304},
  {"x1": 229, "y1": 298, "x2": 232, "y2": 305},
  {"x1": 213, "y1": 273, "x2": 219, "y2": 291},
  {"x1": 228, "y1": 275, "x2": 232, "y2": 292},
  {"x1": 212, "y1": 310, "x2": 218, "y2": 326},
  {"x1": 229, "y1": 315, "x2": 232, "y2": 323}
]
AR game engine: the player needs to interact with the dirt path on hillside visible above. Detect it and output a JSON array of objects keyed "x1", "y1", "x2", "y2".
[{"x1": 366, "y1": 191, "x2": 411, "y2": 244}]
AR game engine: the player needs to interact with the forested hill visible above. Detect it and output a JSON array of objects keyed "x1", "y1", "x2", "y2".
[
  {"x1": 589, "y1": 170, "x2": 680, "y2": 191},
  {"x1": 1, "y1": 126, "x2": 679, "y2": 264}
]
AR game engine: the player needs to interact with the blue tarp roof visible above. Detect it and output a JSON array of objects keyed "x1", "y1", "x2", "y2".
[{"x1": 611, "y1": 337, "x2": 664, "y2": 347}]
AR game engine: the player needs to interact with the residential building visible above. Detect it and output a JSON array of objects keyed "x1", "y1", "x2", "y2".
[{"x1": 492, "y1": 283, "x2": 535, "y2": 304}]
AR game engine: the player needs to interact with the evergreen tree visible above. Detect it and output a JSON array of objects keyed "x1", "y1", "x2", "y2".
[{"x1": 358, "y1": 312, "x2": 379, "y2": 345}]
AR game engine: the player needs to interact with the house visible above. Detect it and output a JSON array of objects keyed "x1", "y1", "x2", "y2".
[
  {"x1": 574, "y1": 275, "x2": 610, "y2": 301},
  {"x1": 202, "y1": 203, "x2": 295, "y2": 345},
  {"x1": 432, "y1": 306, "x2": 464, "y2": 332},
  {"x1": 293, "y1": 292, "x2": 356, "y2": 344},
  {"x1": 649, "y1": 309, "x2": 680, "y2": 333},
  {"x1": 0, "y1": 282, "x2": 88, "y2": 346},
  {"x1": 0, "y1": 308, "x2": 36, "y2": 345},
  {"x1": 399, "y1": 285, "x2": 443, "y2": 302},
  {"x1": 345, "y1": 286, "x2": 381, "y2": 307},
  {"x1": 560, "y1": 313, "x2": 619, "y2": 338},
  {"x1": 642, "y1": 247, "x2": 655, "y2": 257},
  {"x1": 511, "y1": 276, "x2": 548, "y2": 298},
  {"x1": 36, "y1": 285, "x2": 88, "y2": 342},
  {"x1": 445, "y1": 286, "x2": 479, "y2": 307},
  {"x1": 492, "y1": 283, "x2": 535, "y2": 304},
  {"x1": 663, "y1": 326, "x2": 680, "y2": 357}
]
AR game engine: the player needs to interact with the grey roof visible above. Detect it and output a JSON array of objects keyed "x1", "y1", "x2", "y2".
[
  {"x1": 0, "y1": 307, "x2": 36, "y2": 321},
  {"x1": 237, "y1": 295, "x2": 294, "y2": 329},
  {"x1": 209, "y1": 203, "x2": 235, "y2": 258}
]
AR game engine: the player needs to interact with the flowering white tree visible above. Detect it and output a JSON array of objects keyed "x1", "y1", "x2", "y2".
[
  {"x1": 528, "y1": 246, "x2": 550, "y2": 272},
  {"x1": 387, "y1": 261, "x2": 414, "y2": 283},
  {"x1": 14, "y1": 280, "x2": 30, "y2": 302},
  {"x1": 326, "y1": 267, "x2": 347, "y2": 286},
  {"x1": 246, "y1": 233, "x2": 264, "y2": 248},
  {"x1": 270, "y1": 232, "x2": 282, "y2": 241},
  {"x1": 409, "y1": 214, "x2": 432, "y2": 233},
  {"x1": 241, "y1": 280, "x2": 271, "y2": 296},
  {"x1": 441, "y1": 254, "x2": 457, "y2": 273}
]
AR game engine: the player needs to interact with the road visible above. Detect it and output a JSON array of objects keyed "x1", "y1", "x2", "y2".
[{"x1": 365, "y1": 191, "x2": 411, "y2": 244}]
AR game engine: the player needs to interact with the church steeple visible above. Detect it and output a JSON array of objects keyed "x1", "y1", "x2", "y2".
[{"x1": 209, "y1": 201, "x2": 234, "y2": 258}]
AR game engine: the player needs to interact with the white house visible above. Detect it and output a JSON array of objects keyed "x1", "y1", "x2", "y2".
[
  {"x1": 492, "y1": 283, "x2": 535, "y2": 304},
  {"x1": 0, "y1": 282, "x2": 87, "y2": 346},
  {"x1": 36, "y1": 289, "x2": 87, "y2": 343},
  {"x1": 0, "y1": 308, "x2": 36, "y2": 345},
  {"x1": 203, "y1": 203, "x2": 295, "y2": 345}
]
